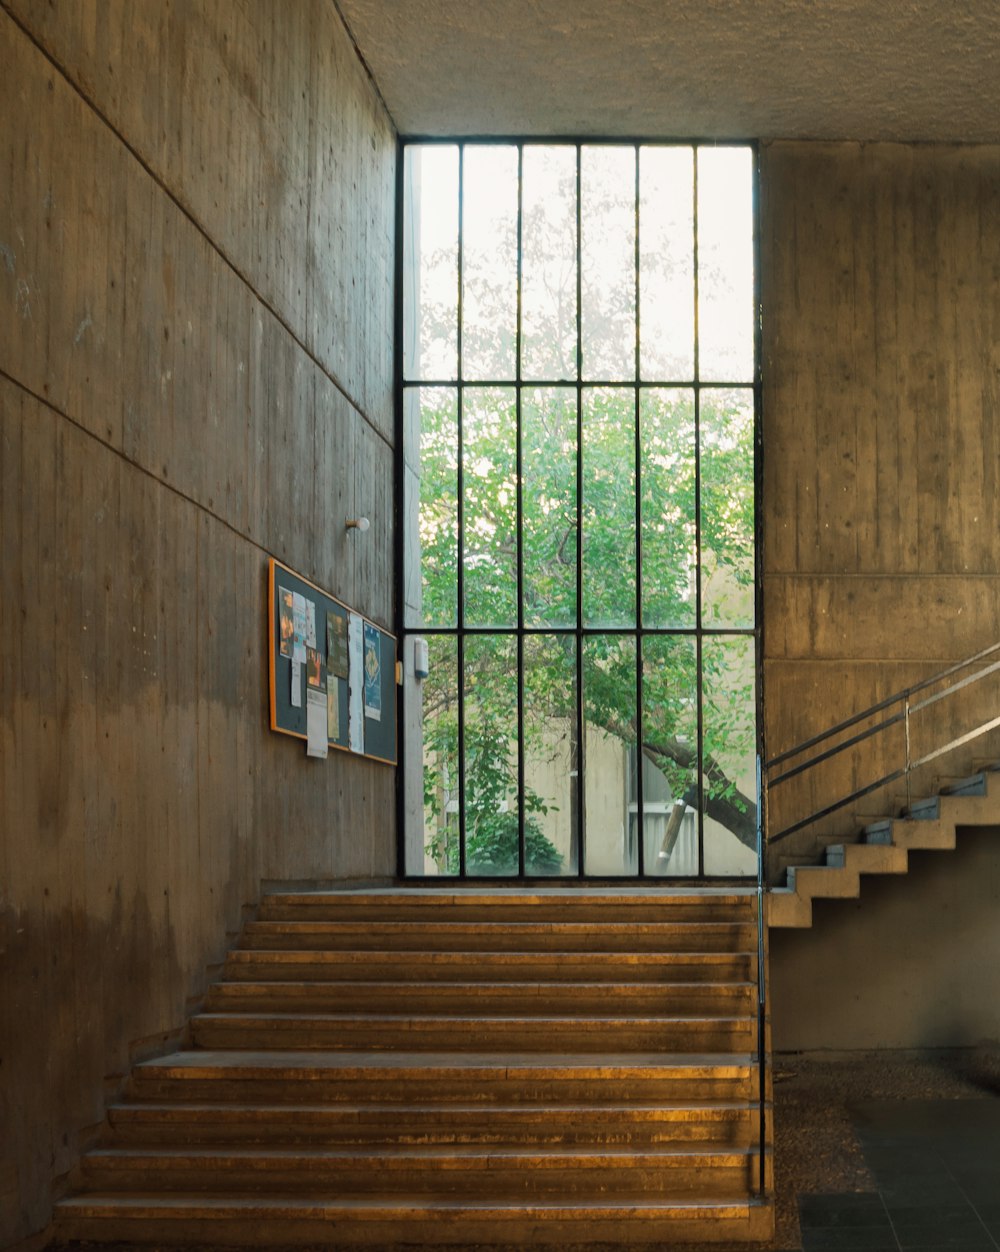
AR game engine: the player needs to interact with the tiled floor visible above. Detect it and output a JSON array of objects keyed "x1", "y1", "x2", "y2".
[{"x1": 799, "y1": 1099, "x2": 1000, "y2": 1252}]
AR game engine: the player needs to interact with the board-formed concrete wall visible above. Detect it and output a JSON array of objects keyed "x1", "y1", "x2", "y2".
[
  {"x1": 761, "y1": 140, "x2": 1000, "y2": 878},
  {"x1": 0, "y1": 2, "x2": 395, "y2": 1243},
  {"x1": 761, "y1": 141, "x2": 1000, "y2": 1051}
]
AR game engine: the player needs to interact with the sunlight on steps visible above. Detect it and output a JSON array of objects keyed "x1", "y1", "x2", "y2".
[{"x1": 55, "y1": 889, "x2": 774, "y2": 1246}]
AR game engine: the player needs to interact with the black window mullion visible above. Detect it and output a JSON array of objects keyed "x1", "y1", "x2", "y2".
[
  {"x1": 575, "y1": 142, "x2": 585, "y2": 878},
  {"x1": 634, "y1": 144, "x2": 645, "y2": 878},
  {"x1": 456, "y1": 144, "x2": 467, "y2": 879},
  {"x1": 692, "y1": 149, "x2": 705, "y2": 879},
  {"x1": 516, "y1": 143, "x2": 526, "y2": 878}
]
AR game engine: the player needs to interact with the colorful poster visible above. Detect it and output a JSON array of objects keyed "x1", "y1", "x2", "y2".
[
  {"x1": 327, "y1": 680, "x2": 340, "y2": 741},
  {"x1": 363, "y1": 623, "x2": 382, "y2": 722},
  {"x1": 278, "y1": 586, "x2": 294, "y2": 658},
  {"x1": 348, "y1": 612, "x2": 364, "y2": 753},
  {"x1": 306, "y1": 646, "x2": 325, "y2": 691},
  {"x1": 306, "y1": 688, "x2": 328, "y2": 758},
  {"x1": 292, "y1": 593, "x2": 307, "y2": 664},
  {"x1": 327, "y1": 610, "x2": 349, "y2": 679}
]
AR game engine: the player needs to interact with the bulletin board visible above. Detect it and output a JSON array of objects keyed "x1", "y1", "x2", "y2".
[{"x1": 268, "y1": 558, "x2": 397, "y2": 765}]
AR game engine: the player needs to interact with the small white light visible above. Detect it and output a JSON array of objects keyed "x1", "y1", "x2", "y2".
[{"x1": 346, "y1": 517, "x2": 370, "y2": 532}]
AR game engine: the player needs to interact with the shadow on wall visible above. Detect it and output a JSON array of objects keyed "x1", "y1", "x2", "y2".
[
  {"x1": 770, "y1": 827, "x2": 1000, "y2": 1053},
  {"x1": 1, "y1": 886, "x2": 183, "y2": 1246}
]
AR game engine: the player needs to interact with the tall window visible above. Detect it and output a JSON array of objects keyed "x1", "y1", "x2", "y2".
[{"x1": 400, "y1": 142, "x2": 758, "y2": 879}]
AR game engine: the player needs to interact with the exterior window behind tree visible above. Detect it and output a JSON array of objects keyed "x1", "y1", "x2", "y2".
[{"x1": 400, "y1": 142, "x2": 758, "y2": 879}]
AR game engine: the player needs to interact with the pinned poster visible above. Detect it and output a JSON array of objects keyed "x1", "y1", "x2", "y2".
[
  {"x1": 348, "y1": 612, "x2": 364, "y2": 754},
  {"x1": 292, "y1": 593, "x2": 307, "y2": 664},
  {"x1": 327, "y1": 680, "x2": 340, "y2": 741},
  {"x1": 278, "y1": 586, "x2": 294, "y2": 658},
  {"x1": 363, "y1": 622, "x2": 382, "y2": 722},
  {"x1": 327, "y1": 609, "x2": 349, "y2": 679},
  {"x1": 306, "y1": 688, "x2": 328, "y2": 758},
  {"x1": 290, "y1": 659, "x2": 303, "y2": 708}
]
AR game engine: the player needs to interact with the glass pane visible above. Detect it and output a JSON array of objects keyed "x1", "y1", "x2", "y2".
[
  {"x1": 583, "y1": 635, "x2": 637, "y2": 874},
  {"x1": 523, "y1": 387, "x2": 577, "y2": 627},
  {"x1": 403, "y1": 145, "x2": 458, "y2": 381},
  {"x1": 641, "y1": 389, "x2": 697, "y2": 629},
  {"x1": 583, "y1": 388, "x2": 635, "y2": 627},
  {"x1": 642, "y1": 635, "x2": 699, "y2": 876},
  {"x1": 702, "y1": 635, "x2": 757, "y2": 876},
  {"x1": 522, "y1": 146, "x2": 577, "y2": 381},
  {"x1": 416, "y1": 388, "x2": 458, "y2": 628},
  {"x1": 700, "y1": 388, "x2": 755, "y2": 628},
  {"x1": 419, "y1": 635, "x2": 460, "y2": 876},
  {"x1": 523, "y1": 634, "x2": 578, "y2": 876},
  {"x1": 463, "y1": 634, "x2": 519, "y2": 876},
  {"x1": 463, "y1": 145, "x2": 518, "y2": 381},
  {"x1": 640, "y1": 146, "x2": 694, "y2": 380},
  {"x1": 698, "y1": 147, "x2": 754, "y2": 383},
  {"x1": 582, "y1": 145, "x2": 636, "y2": 381},
  {"x1": 463, "y1": 388, "x2": 517, "y2": 627}
]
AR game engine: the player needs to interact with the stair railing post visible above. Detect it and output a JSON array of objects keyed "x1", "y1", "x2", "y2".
[
  {"x1": 904, "y1": 694, "x2": 912, "y2": 811},
  {"x1": 755, "y1": 753, "x2": 767, "y2": 1198}
]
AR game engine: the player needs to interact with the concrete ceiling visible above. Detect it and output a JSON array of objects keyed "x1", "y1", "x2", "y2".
[{"x1": 336, "y1": 0, "x2": 1000, "y2": 142}]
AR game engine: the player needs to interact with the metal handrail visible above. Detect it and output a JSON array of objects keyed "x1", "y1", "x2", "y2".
[
  {"x1": 754, "y1": 754, "x2": 767, "y2": 1197},
  {"x1": 766, "y1": 640, "x2": 1000, "y2": 845}
]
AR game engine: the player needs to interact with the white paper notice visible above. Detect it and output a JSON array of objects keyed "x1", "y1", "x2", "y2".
[
  {"x1": 306, "y1": 688, "x2": 328, "y2": 758},
  {"x1": 348, "y1": 611, "x2": 364, "y2": 754},
  {"x1": 290, "y1": 660, "x2": 303, "y2": 708}
]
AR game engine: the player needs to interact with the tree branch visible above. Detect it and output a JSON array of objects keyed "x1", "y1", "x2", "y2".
[{"x1": 641, "y1": 734, "x2": 758, "y2": 852}]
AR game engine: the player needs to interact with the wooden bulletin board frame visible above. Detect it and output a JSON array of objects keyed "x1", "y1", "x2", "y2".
[{"x1": 267, "y1": 557, "x2": 397, "y2": 765}]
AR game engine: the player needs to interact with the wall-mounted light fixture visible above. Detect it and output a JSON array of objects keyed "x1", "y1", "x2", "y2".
[{"x1": 346, "y1": 517, "x2": 370, "y2": 533}]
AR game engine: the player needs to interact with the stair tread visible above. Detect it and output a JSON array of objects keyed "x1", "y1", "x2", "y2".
[
  {"x1": 59, "y1": 1192, "x2": 764, "y2": 1216},
  {"x1": 90, "y1": 1144, "x2": 761, "y2": 1163},
  {"x1": 111, "y1": 1099, "x2": 762, "y2": 1118},
  {"x1": 227, "y1": 949, "x2": 752, "y2": 960},
  {"x1": 245, "y1": 921, "x2": 752, "y2": 932},
  {"x1": 137, "y1": 1049, "x2": 756, "y2": 1076},
  {"x1": 194, "y1": 1011, "x2": 755, "y2": 1024},
  {"x1": 212, "y1": 979, "x2": 756, "y2": 990}
]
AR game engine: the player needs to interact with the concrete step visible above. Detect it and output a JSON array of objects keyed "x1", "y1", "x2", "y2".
[
  {"x1": 238, "y1": 919, "x2": 757, "y2": 953},
  {"x1": 127, "y1": 1050, "x2": 762, "y2": 1105},
  {"x1": 204, "y1": 979, "x2": 757, "y2": 1016},
  {"x1": 766, "y1": 889, "x2": 811, "y2": 929},
  {"x1": 823, "y1": 843, "x2": 908, "y2": 874},
  {"x1": 222, "y1": 948, "x2": 757, "y2": 984},
  {"x1": 785, "y1": 865, "x2": 859, "y2": 899},
  {"x1": 864, "y1": 816, "x2": 956, "y2": 851},
  {"x1": 55, "y1": 1192, "x2": 775, "y2": 1246},
  {"x1": 81, "y1": 1144, "x2": 766, "y2": 1198},
  {"x1": 939, "y1": 771, "x2": 990, "y2": 797},
  {"x1": 105, "y1": 1099, "x2": 764, "y2": 1147},
  {"x1": 258, "y1": 891, "x2": 757, "y2": 926},
  {"x1": 189, "y1": 1012, "x2": 758, "y2": 1054}
]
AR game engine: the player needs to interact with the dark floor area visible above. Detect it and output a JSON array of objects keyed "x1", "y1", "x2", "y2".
[
  {"x1": 781, "y1": 1048, "x2": 1000, "y2": 1252},
  {"x1": 799, "y1": 1099, "x2": 1000, "y2": 1252}
]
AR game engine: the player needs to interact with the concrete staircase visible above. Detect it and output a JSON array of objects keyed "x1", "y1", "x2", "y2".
[
  {"x1": 769, "y1": 766, "x2": 1000, "y2": 928},
  {"x1": 56, "y1": 888, "x2": 773, "y2": 1246}
]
